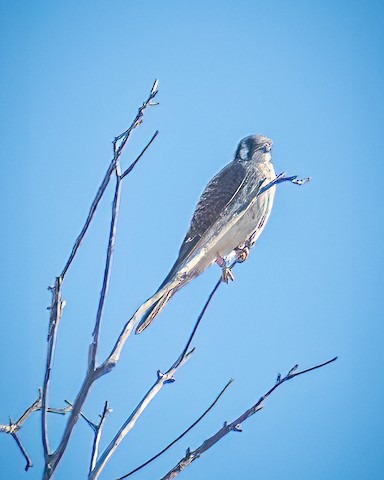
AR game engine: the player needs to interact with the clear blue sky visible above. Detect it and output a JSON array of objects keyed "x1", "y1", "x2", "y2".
[{"x1": 1, "y1": 1, "x2": 383, "y2": 479}]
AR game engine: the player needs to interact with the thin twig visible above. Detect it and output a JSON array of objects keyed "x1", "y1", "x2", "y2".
[
  {"x1": 0, "y1": 396, "x2": 72, "y2": 472},
  {"x1": 90, "y1": 401, "x2": 111, "y2": 474},
  {"x1": 42, "y1": 81, "x2": 159, "y2": 480},
  {"x1": 113, "y1": 79, "x2": 159, "y2": 158},
  {"x1": 174, "y1": 277, "x2": 222, "y2": 368},
  {"x1": 90, "y1": 162, "x2": 122, "y2": 369},
  {"x1": 60, "y1": 79, "x2": 159, "y2": 279},
  {"x1": 10, "y1": 394, "x2": 41, "y2": 432},
  {"x1": 121, "y1": 130, "x2": 159, "y2": 180},
  {"x1": 64, "y1": 400, "x2": 96, "y2": 430},
  {"x1": 160, "y1": 357, "x2": 338, "y2": 480},
  {"x1": 0, "y1": 395, "x2": 72, "y2": 434},
  {"x1": 61, "y1": 162, "x2": 116, "y2": 279},
  {"x1": 0, "y1": 407, "x2": 72, "y2": 434},
  {"x1": 10, "y1": 427, "x2": 33, "y2": 471},
  {"x1": 116, "y1": 379, "x2": 234, "y2": 480}
]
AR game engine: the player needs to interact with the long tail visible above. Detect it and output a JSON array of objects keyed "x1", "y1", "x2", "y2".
[
  {"x1": 133, "y1": 253, "x2": 198, "y2": 333},
  {"x1": 134, "y1": 285, "x2": 176, "y2": 334}
]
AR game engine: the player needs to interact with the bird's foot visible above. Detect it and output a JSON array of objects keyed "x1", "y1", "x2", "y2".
[
  {"x1": 235, "y1": 244, "x2": 249, "y2": 263},
  {"x1": 222, "y1": 267, "x2": 235, "y2": 283},
  {"x1": 216, "y1": 255, "x2": 235, "y2": 283}
]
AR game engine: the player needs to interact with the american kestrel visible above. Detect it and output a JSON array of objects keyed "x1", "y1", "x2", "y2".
[{"x1": 134, "y1": 134, "x2": 280, "y2": 333}]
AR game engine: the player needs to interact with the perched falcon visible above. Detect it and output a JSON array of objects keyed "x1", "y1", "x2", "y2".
[{"x1": 134, "y1": 134, "x2": 277, "y2": 334}]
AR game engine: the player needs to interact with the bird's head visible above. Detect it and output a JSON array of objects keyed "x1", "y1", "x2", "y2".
[{"x1": 235, "y1": 134, "x2": 273, "y2": 163}]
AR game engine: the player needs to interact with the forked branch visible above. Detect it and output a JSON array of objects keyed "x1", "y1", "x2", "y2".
[
  {"x1": 89, "y1": 273, "x2": 225, "y2": 479},
  {"x1": 116, "y1": 379, "x2": 234, "y2": 480},
  {"x1": 1, "y1": 392, "x2": 72, "y2": 471},
  {"x1": 89, "y1": 401, "x2": 112, "y2": 474},
  {"x1": 42, "y1": 80, "x2": 159, "y2": 480},
  {"x1": 160, "y1": 357, "x2": 338, "y2": 480}
]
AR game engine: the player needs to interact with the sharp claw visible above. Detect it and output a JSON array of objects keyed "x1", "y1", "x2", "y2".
[{"x1": 222, "y1": 267, "x2": 234, "y2": 283}]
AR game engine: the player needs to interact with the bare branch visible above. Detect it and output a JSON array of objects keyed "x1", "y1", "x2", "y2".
[
  {"x1": 60, "y1": 162, "x2": 116, "y2": 279},
  {"x1": 121, "y1": 130, "x2": 159, "y2": 180},
  {"x1": 89, "y1": 274, "x2": 229, "y2": 480},
  {"x1": 60, "y1": 78, "x2": 159, "y2": 280},
  {"x1": 1, "y1": 399, "x2": 42, "y2": 434},
  {"x1": 259, "y1": 171, "x2": 311, "y2": 196},
  {"x1": 0, "y1": 395, "x2": 72, "y2": 472},
  {"x1": 89, "y1": 401, "x2": 111, "y2": 474},
  {"x1": 64, "y1": 400, "x2": 97, "y2": 430},
  {"x1": 174, "y1": 278, "x2": 222, "y2": 369},
  {"x1": 116, "y1": 379, "x2": 234, "y2": 480},
  {"x1": 42, "y1": 276, "x2": 64, "y2": 459},
  {"x1": 10, "y1": 393, "x2": 41, "y2": 432},
  {"x1": 160, "y1": 357, "x2": 338, "y2": 480},
  {"x1": 89, "y1": 163, "x2": 122, "y2": 370},
  {"x1": 10, "y1": 427, "x2": 33, "y2": 471},
  {"x1": 42, "y1": 81, "x2": 159, "y2": 480},
  {"x1": 1, "y1": 394, "x2": 72, "y2": 435},
  {"x1": 89, "y1": 351, "x2": 194, "y2": 480},
  {"x1": 113, "y1": 78, "x2": 159, "y2": 157}
]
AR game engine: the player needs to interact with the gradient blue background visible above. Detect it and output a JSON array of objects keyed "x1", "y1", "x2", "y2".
[{"x1": 1, "y1": 1, "x2": 383, "y2": 479}]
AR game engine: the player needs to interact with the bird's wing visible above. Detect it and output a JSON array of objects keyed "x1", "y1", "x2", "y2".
[
  {"x1": 178, "y1": 161, "x2": 247, "y2": 261},
  {"x1": 167, "y1": 159, "x2": 268, "y2": 276},
  {"x1": 157, "y1": 160, "x2": 267, "y2": 289}
]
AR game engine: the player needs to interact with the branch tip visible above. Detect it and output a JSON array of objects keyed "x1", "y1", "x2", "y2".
[
  {"x1": 151, "y1": 79, "x2": 159, "y2": 94},
  {"x1": 160, "y1": 356, "x2": 337, "y2": 479}
]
